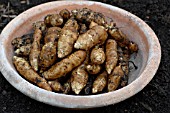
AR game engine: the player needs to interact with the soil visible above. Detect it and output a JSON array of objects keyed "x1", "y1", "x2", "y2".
[{"x1": 0, "y1": 0, "x2": 170, "y2": 113}]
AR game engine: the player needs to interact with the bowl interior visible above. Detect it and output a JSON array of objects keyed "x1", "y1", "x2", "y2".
[{"x1": 3, "y1": 3, "x2": 149, "y2": 84}]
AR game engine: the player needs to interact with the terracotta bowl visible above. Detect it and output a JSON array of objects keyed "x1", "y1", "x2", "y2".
[{"x1": 0, "y1": 1, "x2": 161, "y2": 109}]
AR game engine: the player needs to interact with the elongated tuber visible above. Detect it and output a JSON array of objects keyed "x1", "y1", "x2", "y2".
[
  {"x1": 105, "y1": 39, "x2": 118, "y2": 74},
  {"x1": 108, "y1": 65, "x2": 124, "y2": 92},
  {"x1": 92, "y1": 71, "x2": 107, "y2": 93},
  {"x1": 71, "y1": 65, "x2": 88, "y2": 94},
  {"x1": 74, "y1": 25, "x2": 107, "y2": 50},
  {"x1": 43, "y1": 50, "x2": 86, "y2": 80},
  {"x1": 29, "y1": 28, "x2": 42, "y2": 71},
  {"x1": 58, "y1": 18, "x2": 79, "y2": 58},
  {"x1": 13, "y1": 56, "x2": 52, "y2": 91}
]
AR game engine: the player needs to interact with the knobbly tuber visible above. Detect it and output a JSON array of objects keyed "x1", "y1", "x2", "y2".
[
  {"x1": 72, "y1": 8, "x2": 106, "y2": 26},
  {"x1": 57, "y1": 18, "x2": 79, "y2": 58},
  {"x1": 109, "y1": 27, "x2": 138, "y2": 53},
  {"x1": 105, "y1": 39, "x2": 118, "y2": 74},
  {"x1": 29, "y1": 28, "x2": 42, "y2": 71},
  {"x1": 108, "y1": 65, "x2": 124, "y2": 92},
  {"x1": 39, "y1": 27, "x2": 61, "y2": 72},
  {"x1": 39, "y1": 42, "x2": 57, "y2": 72},
  {"x1": 15, "y1": 44, "x2": 31, "y2": 56},
  {"x1": 71, "y1": 65, "x2": 88, "y2": 94},
  {"x1": 74, "y1": 25, "x2": 107, "y2": 50},
  {"x1": 92, "y1": 71, "x2": 107, "y2": 93},
  {"x1": 13, "y1": 56, "x2": 52, "y2": 91},
  {"x1": 90, "y1": 46, "x2": 105, "y2": 65},
  {"x1": 79, "y1": 23, "x2": 87, "y2": 34},
  {"x1": 59, "y1": 9, "x2": 70, "y2": 20},
  {"x1": 33, "y1": 21, "x2": 46, "y2": 32},
  {"x1": 44, "y1": 27, "x2": 61, "y2": 44},
  {"x1": 43, "y1": 50, "x2": 86, "y2": 80},
  {"x1": 44, "y1": 14, "x2": 63, "y2": 27},
  {"x1": 63, "y1": 79, "x2": 71, "y2": 94},
  {"x1": 86, "y1": 64, "x2": 101, "y2": 75},
  {"x1": 48, "y1": 80, "x2": 63, "y2": 92},
  {"x1": 11, "y1": 33, "x2": 33, "y2": 49}
]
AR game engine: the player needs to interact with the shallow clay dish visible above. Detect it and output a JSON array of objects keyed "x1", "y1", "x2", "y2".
[{"x1": 0, "y1": 1, "x2": 161, "y2": 109}]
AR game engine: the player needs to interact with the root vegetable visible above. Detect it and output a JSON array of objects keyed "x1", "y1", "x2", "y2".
[
  {"x1": 92, "y1": 71, "x2": 107, "y2": 93},
  {"x1": 39, "y1": 42, "x2": 57, "y2": 72},
  {"x1": 15, "y1": 44, "x2": 31, "y2": 56},
  {"x1": 89, "y1": 21, "x2": 98, "y2": 29},
  {"x1": 108, "y1": 65, "x2": 124, "y2": 92},
  {"x1": 90, "y1": 46, "x2": 105, "y2": 64},
  {"x1": 43, "y1": 50, "x2": 86, "y2": 80},
  {"x1": 44, "y1": 14, "x2": 63, "y2": 27},
  {"x1": 13, "y1": 56, "x2": 52, "y2": 91},
  {"x1": 72, "y1": 8, "x2": 106, "y2": 26},
  {"x1": 48, "y1": 80, "x2": 63, "y2": 92},
  {"x1": 79, "y1": 23, "x2": 87, "y2": 34},
  {"x1": 71, "y1": 65, "x2": 88, "y2": 94},
  {"x1": 128, "y1": 41, "x2": 138, "y2": 53},
  {"x1": 74, "y1": 25, "x2": 107, "y2": 50},
  {"x1": 63, "y1": 79, "x2": 71, "y2": 94},
  {"x1": 109, "y1": 28, "x2": 138, "y2": 53},
  {"x1": 29, "y1": 28, "x2": 42, "y2": 71},
  {"x1": 44, "y1": 27, "x2": 61, "y2": 44},
  {"x1": 105, "y1": 39, "x2": 118, "y2": 74},
  {"x1": 11, "y1": 33, "x2": 33, "y2": 49},
  {"x1": 33, "y1": 21, "x2": 46, "y2": 32},
  {"x1": 59, "y1": 9, "x2": 70, "y2": 20},
  {"x1": 86, "y1": 64, "x2": 101, "y2": 75},
  {"x1": 57, "y1": 18, "x2": 79, "y2": 58}
]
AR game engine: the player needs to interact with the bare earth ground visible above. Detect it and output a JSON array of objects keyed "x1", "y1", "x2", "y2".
[{"x1": 0, "y1": 0, "x2": 170, "y2": 113}]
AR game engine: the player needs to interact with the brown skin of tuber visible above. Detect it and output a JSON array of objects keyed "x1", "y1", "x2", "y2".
[
  {"x1": 29, "y1": 28, "x2": 42, "y2": 71},
  {"x1": 90, "y1": 46, "x2": 105, "y2": 65},
  {"x1": 86, "y1": 64, "x2": 101, "y2": 75},
  {"x1": 57, "y1": 18, "x2": 79, "y2": 58},
  {"x1": 109, "y1": 28, "x2": 138, "y2": 53},
  {"x1": 48, "y1": 80, "x2": 63, "y2": 92},
  {"x1": 74, "y1": 25, "x2": 108, "y2": 50},
  {"x1": 13, "y1": 56, "x2": 52, "y2": 91},
  {"x1": 71, "y1": 8, "x2": 106, "y2": 26},
  {"x1": 59, "y1": 9, "x2": 70, "y2": 20},
  {"x1": 44, "y1": 14, "x2": 63, "y2": 27},
  {"x1": 63, "y1": 79, "x2": 71, "y2": 94},
  {"x1": 43, "y1": 50, "x2": 86, "y2": 80},
  {"x1": 71, "y1": 65, "x2": 88, "y2": 94},
  {"x1": 105, "y1": 39, "x2": 118, "y2": 74},
  {"x1": 11, "y1": 33, "x2": 33, "y2": 49},
  {"x1": 32, "y1": 21, "x2": 46, "y2": 32},
  {"x1": 39, "y1": 42, "x2": 57, "y2": 72},
  {"x1": 108, "y1": 65, "x2": 124, "y2": 92},
  {"x1": 92, "y1": 71, "x2": 107, "y2": 93},
  {"x1": 15, "y1": 44, "x2": 31, "y2": 56}
]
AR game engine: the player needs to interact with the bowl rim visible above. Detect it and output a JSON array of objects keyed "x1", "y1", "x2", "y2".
[{"x1": 0, "y1": 1, "x2": 161, "y2": 108}]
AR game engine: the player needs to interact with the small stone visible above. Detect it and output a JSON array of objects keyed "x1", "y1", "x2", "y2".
[{"x1": 2, "y1": 90, "x2": 7, "y2": 95}]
